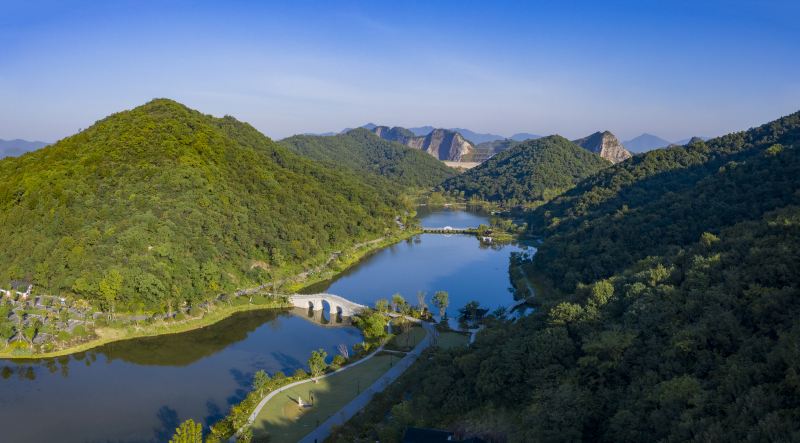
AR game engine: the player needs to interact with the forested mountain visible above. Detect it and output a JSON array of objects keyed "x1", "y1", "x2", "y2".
[
  {"x1": 439, "y1": 136, "x2": 610, "y2": 205},
  {"x1": 623, "y1": 133, "x2": 672, "y2": 152},
  {"x1": 0, "y1": 139, "x2": 49, "y2": 158},
  {"x1": 280, "y1": 128, "x2": 456, "y2": 189},
  {"x1": 531, "y1": 111, "x2": 800, "y2": 292},
  {"x1": 330, "y1": 111, "x2": 800, "y2": 443},
  {"x1": 0, "y1": 99, "x2": 403, "y2": 311},
  {"x1": 573, "y1": 130, "x2": 632, "y2": 163}
]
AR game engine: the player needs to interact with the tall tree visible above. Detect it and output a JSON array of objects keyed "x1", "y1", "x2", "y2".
[
  {"x1": 169, "y1": 419, "x2": 203, "y2": 443},
  {"x1": 308, "y1": 348, "x2": 328, "y2": 381},
  {"x1": 432, "y1": 291, "x2": 449, "y2": 318}
]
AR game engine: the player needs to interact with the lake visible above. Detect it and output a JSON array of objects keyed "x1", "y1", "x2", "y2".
[
  {"x1": 304, "y1": 206, "x2": 530, "y2": 323},
  {"x1": 0, "y1": 207, "x2": 531, "y2": 442}
]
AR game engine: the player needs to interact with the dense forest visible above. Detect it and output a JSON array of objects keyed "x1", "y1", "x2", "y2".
[
  {"x1": 529, "y1": 111, "x2": 800, "y2": 292},
  {"x1": 328, "y1": 111, "x2": 800, "y2": 442},
  {"x1": 0, "y1": 99, "x2": 404, "y2": 312},
  {"x1": 280, "y1": 128, "x2": 455, "y2": 189},
  {"x1": 439, "y1": 135, "x2": 610, "y2": 206}
]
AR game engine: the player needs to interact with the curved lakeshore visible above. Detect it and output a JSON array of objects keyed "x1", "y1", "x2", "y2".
[
  {"x1": 0, "y1": 208, "x2": 530, "y2": 443},
  {"x1": 0, "y1": 230, "x2": 418, "y2": 360}
]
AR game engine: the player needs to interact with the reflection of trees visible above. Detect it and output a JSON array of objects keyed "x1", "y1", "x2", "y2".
[
  {"x1": 97, "y1": 309, "x2": 287, "y2": 367},
  {"x1": 0, "y1": 365, "x2": 37, "y2": 381}
]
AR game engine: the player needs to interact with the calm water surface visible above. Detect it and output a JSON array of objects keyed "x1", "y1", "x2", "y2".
[
  {"x1": 306, "y1": 206, "x2": 532, "y2": 321},
  {"x1": 0, "y1": 208, "x2": 530, "y2": 442},
  {"x1": 0, "y1": 310, "x2": 361, "y2": 443}
]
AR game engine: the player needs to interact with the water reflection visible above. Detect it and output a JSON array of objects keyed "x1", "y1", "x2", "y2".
[{"x1": 0, "y1": 310, "x2": 362, "y2": 443}]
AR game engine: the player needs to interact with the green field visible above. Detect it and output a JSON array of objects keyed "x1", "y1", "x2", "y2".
[
  {"x1": 251, "y1": 354, "x2": 396, "y2": 443},
  {"x1": 437, "y1": 331, "x2": 470, "y2": 349},
  {"x1": 385, "y1": 324, "x2": 426, "y2": 352}
]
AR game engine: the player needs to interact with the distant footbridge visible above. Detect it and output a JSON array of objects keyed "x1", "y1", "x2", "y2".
[
  {"x1": 288, "y1": 293, "x2": 367, "y2": 317},
  {"x1": 421, "y1": 226, "x2": 478, "y2": 234}
]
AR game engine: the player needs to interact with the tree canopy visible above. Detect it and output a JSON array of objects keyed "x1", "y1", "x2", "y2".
[
  {"x1": 0, "y1": 99, "x2": 403, "y2": 311},
  {"x1": 528, "y1": 110, "x2": 800, "y2": 292}
]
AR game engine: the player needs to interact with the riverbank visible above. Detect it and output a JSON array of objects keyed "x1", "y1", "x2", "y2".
[
  {"x1": 0, "y1": 297, "x2": 292, "y2": 360},
  {"x1": 0, "y1": 228, "x2": 420, "y2": 360}
]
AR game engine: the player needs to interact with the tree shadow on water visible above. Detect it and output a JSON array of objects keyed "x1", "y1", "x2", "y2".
[
  {"x1": 153, "y1": 405, "x2": 180, "y2": 442},
  {"x1": 205, "y1": 399, "x2": 224, "y2": 427},
  {"x1": 270, "y1": 351, "x2": 302, "y2": 370}
]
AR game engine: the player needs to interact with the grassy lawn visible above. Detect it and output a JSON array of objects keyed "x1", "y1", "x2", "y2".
[
  {"x1": 437, "y1": 331, "x2": 469, "y2": 349},
  {"x1": 251, "y1": 354, "x2": 396, "y2": 443},
  {"x1": 385, "y1": 324, "x2": 426, "y2": 352}
]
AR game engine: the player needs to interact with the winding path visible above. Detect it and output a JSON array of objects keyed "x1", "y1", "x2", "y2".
[
  {"x1": 240, "y1": 304, "x2": 433, "y2": 443},
  {"x1": 298, "y1": 318, "x2": 434, "y2": 443}
]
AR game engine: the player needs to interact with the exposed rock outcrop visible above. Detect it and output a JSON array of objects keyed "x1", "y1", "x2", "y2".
[
  {"x1": 369, "y1": 126, "x2": 475, "y2": 161},
  {"x1": 572, "y1": 131, "x2": 632, "y2": 163}
]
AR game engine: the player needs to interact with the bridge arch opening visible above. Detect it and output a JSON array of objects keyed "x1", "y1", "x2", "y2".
[{"x1": 320, "y1": 299, "x2": 332, "y2": 323}]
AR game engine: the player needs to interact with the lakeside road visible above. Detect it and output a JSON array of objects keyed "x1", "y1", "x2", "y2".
[{"x1": 298, "y1": 319, "x2": 434, "y2": 443}]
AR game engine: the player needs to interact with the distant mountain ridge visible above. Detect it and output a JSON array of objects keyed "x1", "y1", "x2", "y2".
[
  {"x1": 340, "y1": 124, "x2": 541, "y2": 145},
  {"x1": 0, "y1": 139, "x2": 49, "y2": 158},
  {"x1": 368, "y1": 126, "x2": 475, "y2": 161},
  {"x1": 623, "y1": 133, "x2": 672, "y2": 152},
  {"x1": 510, "y1": 132, "x2": 542, "y2": 141}
]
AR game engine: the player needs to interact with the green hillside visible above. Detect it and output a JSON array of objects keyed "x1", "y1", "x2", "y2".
[
  {"x1": 529, "y1": 111, "x2": 800, "y2": 292},
  {"x1": 439, "y1": 135, "x2": 611, "y2": 205},
  {"x1": 327, "y1": 111, "x2": 800, "y2": 443},
  {"x1": 280, "y1": 128, "x2": 455, "y2": 189},
  {"x1": 0, "y1": 99, "x2": 402, "y2": 312}
]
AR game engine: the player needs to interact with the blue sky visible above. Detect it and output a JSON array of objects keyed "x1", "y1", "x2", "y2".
[{"x1": 1, "y1": 0, "x2": 798, "y2": 142}]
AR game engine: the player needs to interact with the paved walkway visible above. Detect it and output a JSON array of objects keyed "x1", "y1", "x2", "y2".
[
  {"x1": 243, "y1": 338, "x2": 387, "y2": 433},
  {"x1": 297, "y1": 319, "x2": 434, "y2": 443},
  {"x1": 239, "y1": 315, "x2": 433, "y2": 442}
]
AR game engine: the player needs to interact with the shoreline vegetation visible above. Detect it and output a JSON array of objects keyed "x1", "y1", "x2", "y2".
[{"x1": 0, "y1": 228, "x2": 420, "y2": 360}]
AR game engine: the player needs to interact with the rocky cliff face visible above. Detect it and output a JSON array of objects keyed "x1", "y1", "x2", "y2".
[
  {"x1": 370, "y1": 126, "x2": 474, "y2": 161},
  {"x1": 572, "y1": 131, "x2": 632, "y2": 163}
]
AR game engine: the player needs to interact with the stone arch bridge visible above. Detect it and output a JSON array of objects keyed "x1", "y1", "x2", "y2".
[{"x1": 289, "y1": 293, "x2": 367, "y2": 317}]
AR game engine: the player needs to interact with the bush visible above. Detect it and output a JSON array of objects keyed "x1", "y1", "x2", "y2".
[{"x1": 332, "y1": 355, "x2": 347, "y2": 367}]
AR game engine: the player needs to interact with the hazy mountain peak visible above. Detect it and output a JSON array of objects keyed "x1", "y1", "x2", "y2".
[{"x1": 623, "y1": 133, "x2": 673, "y2": 152}]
